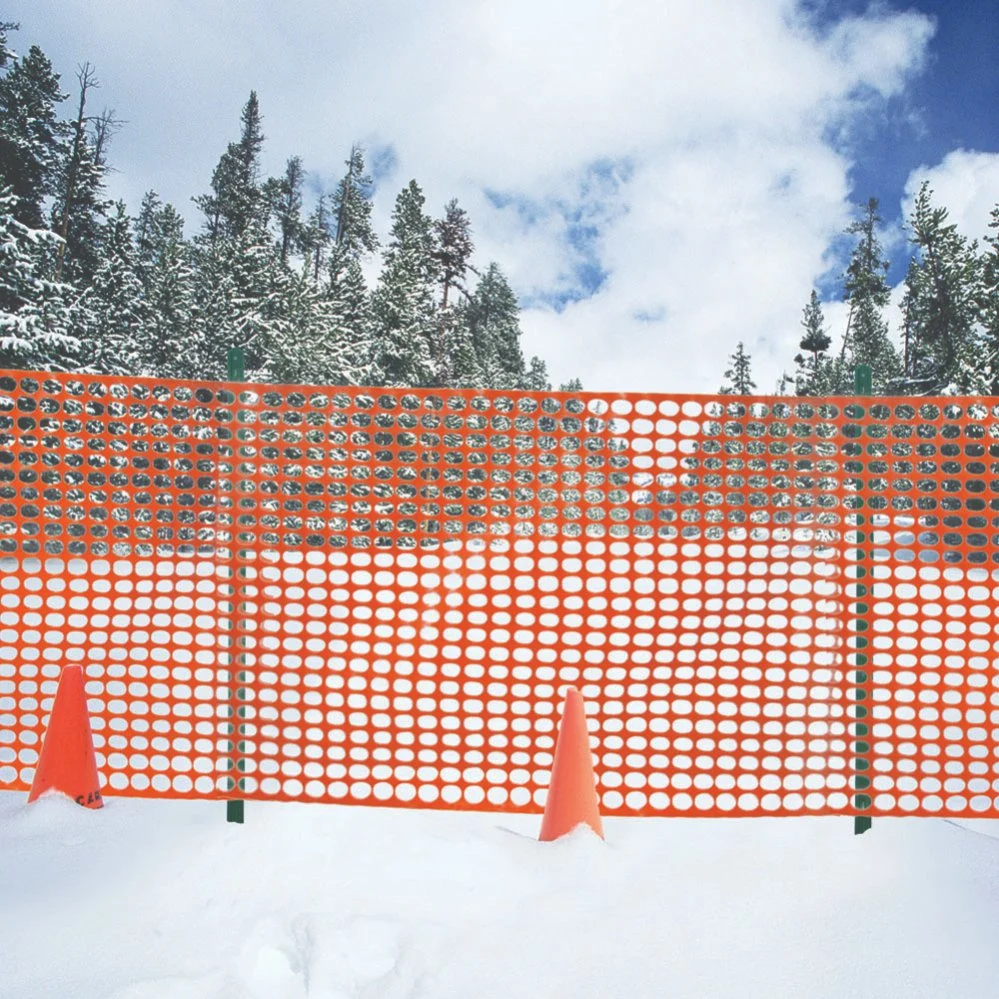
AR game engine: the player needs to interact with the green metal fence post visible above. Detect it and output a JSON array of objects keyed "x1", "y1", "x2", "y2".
[
  {"x1": 226, "y1": 347, "x2": 245, "y2": 825},
  {"x1": 853, "y1": 363, "x2": 873, "y2": 835}
]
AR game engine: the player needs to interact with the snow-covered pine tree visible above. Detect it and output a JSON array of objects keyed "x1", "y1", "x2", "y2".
[
  {"x1": 264, "y1": 260, "x2": 373, "y2": 387},
  {"x1": 263, "y1": 154, "x2": 305, "y2": 268},
  {"x1": 226, "y1": 213, "x2": 285, "y2": 375},
  {"x1": 466, "y1": 262, "x2": 526, "y2": 389},
  {"x1": 194, "y1": 91, "x2": 265, "y2": 247},
  {"x1": 904, "y1": 182, "x2": 983, "y2": 393},
  {"x1": 433, "y1": 198, "x2": 474, "y2": 385},
  {"x1": 312, "y1": 146, "x2": 380, "y2": 383},
  {"x1": 252, "y1": 260, "x2": 303, "y2": 384},
  {"x1": 134, "y1": 190, "x2": 163, "y2": 275},
  {"x1": 186, "y1": 239, "x2": 239, "y2": 379},
  {"x1": 191, "y1": 92, "x2": 274, "y2": 378},
  {"x1": 50, "y1": 63, "x2": 114, "y2": 286},
  {"x1": 81, "y1": 200, "x2": 146, "y2": 372},
  {"x1": 327, "y1": 253, "x2": 377, "y2": 384},
  {"x1": 523, "y1": 355, "x2": 551, "y2": 392},
  {"x1": 720, "y1": 341, "x2": 756, "y2": 394},
  {"x1": 793, "y1": 289, "x2": 833, "y2": 395},
  {"x1": 0, "y1": 185, "x2": 81, "y2": 370},
  {"x1": 444, "y1": 300, "x2": 481, "y2": 388},
  {"x1": 331, "y1": 145, "x2": 378, "y2": 259},
  {"x1": 194, "y1": 152, "x2": 235, "y2": 248},
  {"x1": 979, "y1": 204, "x2": 999, "y2": 391},
  {"x1": 225, "y1": 89, "x2": 265, "y2": 237},
  {"x1": 839, "y1": 198, "x2": 901, "y2": 393},
  {"x1": 133, "y1": 194, "x2": 195, "y2": 376},
  {"x1": 370, "y1": 180, "x2": 439, "y2": 387},
  {"x1": 303, "y1": 191, "x2": 333, "y2": 284},
  {"x1": 0, "y1": 33, "x2": 68, "y2": 229},
  {"x1": 898, "y1": 257, "x2": 927, "y2": 393}
]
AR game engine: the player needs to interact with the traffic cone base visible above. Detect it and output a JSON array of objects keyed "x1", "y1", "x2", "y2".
[
  {"x1": 539, "y1": 686, "x2": 604, "y2": 841},
  {"x1": 27, "y1": 664, "x2": 103, "y2": 809}
]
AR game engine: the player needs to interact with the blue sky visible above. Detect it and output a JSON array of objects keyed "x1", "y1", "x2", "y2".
[
  {"x1": 812, "y1": 0, "x2": 998, "y2": 286},
  {"x1": 5, "y1": 0, "x2": 997, "y2": 393}
]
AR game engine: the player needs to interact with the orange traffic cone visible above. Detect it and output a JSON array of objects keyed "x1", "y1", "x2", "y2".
[
  {"x1": 539, "y1": 686, "x2": 604, "y2": 841},
  {"x1": 27, "y1": 664, "x2": 103, "y2": 809}
]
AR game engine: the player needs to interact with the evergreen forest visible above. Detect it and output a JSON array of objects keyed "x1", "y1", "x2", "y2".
[
  {"x1": 721, "y1": 193, "x2": 999, "y2": 398},
  {"x1": 5, "y1": 21, "x2": 998, "y2": 402},
  {"x1": 0, "y1": 22, "x2": 562, "y2": 392}
]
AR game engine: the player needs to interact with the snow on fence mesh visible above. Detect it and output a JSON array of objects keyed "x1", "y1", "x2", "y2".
[{"x1": 0, "y1": 370, "x2": 997, "y2": 817}]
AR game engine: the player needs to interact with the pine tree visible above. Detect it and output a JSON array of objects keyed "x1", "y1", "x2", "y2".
[
  {"x1": 194, "y1": 91, "x2": 265, "y2": 245},
  {"x1": 800, "y1": 290, "x2": 830, "y2": 367},
  {"x1": 793, "y1": 289, "x2": 833, "y2": 394},
  {"x1": 264, "y1": 154, "x2": 305, "y2": 268},
  {"x1": 904, "y1": 182, "x2": 982, "y2": 393},
  {"x1": 303, "y1": 191, "x2": 332, "y2": 283},
  {"x1": 0, "y1": 36, "x2": 68, "y2": 228},
  {"x1": 251, "y1": 261, "x2": 302, "y2": 383},
  {"x1": 523, "y1": 355, "x2": 551, "y2": 392},
  {"x1": 225, "y1": 214, "x2": 283, "y2": 375},
  {"x1": 434, "y1": 199, "x2": 474, "y2": 311},
  {"x1": 265, "y1": 256, "x2": 374, "y2": 386},
  {"x1": 720, "y1": 341, "x2": 756, "y2": 394},
  {"x1": 186, "y1": 239, "x2": 239, "y2": 378},
  {"x1": 305, "y1": 147, "x2": 381, "y2": 385},
  {"x1": 323, "y1": 250, "x2": 376, "y2": 382},
  {"x1": 50, "y1": 65, "x2": 119, "y2": 287},
  {"x1": 0, "y1": 185, "x2": 81, "y2": 370},
  {"x1": 444, "y1": 300, "x2": 480, "y2": 388},
  {"x1": 370, "y1": 180, "x2": 439, "y2": 386},
  {"x1": 82, "y1": 200, "x2": 146, "y2": 372},
  {"x1": 979, "y1": 204, "x2": 999, "y2": 391},
  {"x1": 191, "y1": 92, "x2": 273, "y2": 377},
  {"x1": 133, "y1": 195, "x2": 195, "y2": 375},
  {"x1": 838, "y1": 198, "x2": 900, "y2": 392},
  {"x1": 467, "y1": 262, "x2": 526, "y2": 389},
  {"x1": 331, "y1": 145, "x2": 378, "y2": 259},
  {"x1": 326, "y1": 254, "x2": 376, "y2": 384},
  {"x1": 134, "y1": 189, "x2": 163, "y2": 277},
  {"x1": 899, "y1": 257, "x2": 929, "y2": 392},
  {"x1": 324, "y1": 146, "x2": 378, "y2": 361},
  {"x1": 433, "y1": 198, "x2": 474, "y2": 385}
]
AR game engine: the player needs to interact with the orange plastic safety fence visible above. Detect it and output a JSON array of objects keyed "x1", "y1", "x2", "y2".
[{"x1": 0, "y1": 372, "x2": 996, "y2": 818}]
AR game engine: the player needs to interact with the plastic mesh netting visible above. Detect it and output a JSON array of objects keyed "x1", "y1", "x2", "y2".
[{"x1": 0, "y1": 371, "x2": 996, "y2": 817}]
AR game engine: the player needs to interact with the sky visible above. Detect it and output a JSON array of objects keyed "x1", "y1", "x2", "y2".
[{"x1": 6, "y1": 0, "x2": 998, "y2": 394}]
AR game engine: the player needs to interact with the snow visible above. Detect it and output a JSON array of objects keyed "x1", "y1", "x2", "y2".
[{"x1": 4, "y1": 791, "x2": 999, "y2": 998}]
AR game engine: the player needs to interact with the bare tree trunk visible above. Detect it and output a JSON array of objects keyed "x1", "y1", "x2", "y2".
[
  {"x1": 839, "y1": 302, "x2": 855, "y2": 362},
  {"x1": 55, "y1": 63, "x2": 98, "y2": 282},
  {"x1": 312, "y1": 194, "x2": 327, "y2": 283}
]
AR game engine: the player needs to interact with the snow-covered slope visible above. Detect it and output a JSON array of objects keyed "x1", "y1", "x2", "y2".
[{"x1": 3, "y1": 791, "x2": 999, "y2": 998}]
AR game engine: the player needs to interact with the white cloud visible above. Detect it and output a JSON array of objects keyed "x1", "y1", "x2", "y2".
[
  {"x1": 902, "y1": 149, "x2": 999, "y2": 245},
  {"x1": 6, "y1": 0, "x2": 937, "y2": 393}
]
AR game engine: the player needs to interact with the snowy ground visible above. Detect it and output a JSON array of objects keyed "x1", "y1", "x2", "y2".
[{"x1": 4, "y1": 791, "x2": 999, "y2": 999}]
